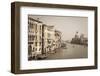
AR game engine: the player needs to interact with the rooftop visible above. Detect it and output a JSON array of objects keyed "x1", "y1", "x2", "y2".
[{"x1": 28, "y1": 17, "x2": 42, "y2": 23}]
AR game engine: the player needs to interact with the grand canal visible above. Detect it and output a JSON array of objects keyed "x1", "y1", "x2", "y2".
[{"x1": 45, "y1": 43, "x2": 88, "y2": 60}]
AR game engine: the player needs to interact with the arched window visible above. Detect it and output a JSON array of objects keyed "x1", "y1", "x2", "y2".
[
  {"x1": 33, "y1": 47, "x2": 34, "y2": 52},
  {"x1": 28, "y1": 45, "x2": 32, "y2": 55}
]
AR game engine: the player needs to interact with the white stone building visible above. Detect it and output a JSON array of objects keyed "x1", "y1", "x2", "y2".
[{"x1": 28, "y1": 16, "x2": 43, "y2": 58}]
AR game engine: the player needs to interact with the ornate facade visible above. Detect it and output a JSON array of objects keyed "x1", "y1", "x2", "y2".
[{"x1": 28, "y1": 16, "x2": 43, "y2": 59}]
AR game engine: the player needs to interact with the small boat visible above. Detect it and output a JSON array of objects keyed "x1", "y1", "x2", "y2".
[
  {"x1": 37, "y1": 54, "x2": 47, "y2": 60},
  {"x1": 63, "y1": 46, "x2": 67, "y2": 49}
]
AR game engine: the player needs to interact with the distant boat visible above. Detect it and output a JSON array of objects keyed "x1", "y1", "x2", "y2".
[
  {"x1": 63, "y1": 46, "x2": 67, "y2": 49},
  {"x1": 61, "y1": 42, "x2": 67, "y2": 49},
  {"x1": 36, "y1": 54, "x2": 47, "y2": 60}
]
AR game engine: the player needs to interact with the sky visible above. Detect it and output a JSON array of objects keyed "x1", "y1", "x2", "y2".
[{"x1": 29, "y1": 15, "x2": 88, "y2": 41}]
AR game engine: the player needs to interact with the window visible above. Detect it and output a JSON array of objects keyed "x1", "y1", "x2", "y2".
[
  {"x1": 35, "y1": 42, "x2": 37, "y2": 46},
  {"x1": 35, "y1": 24, "x2": 37, "y2": 30},
  {"x1": 33, "y1": 48, "x2": 34, "y2": 52},
  {"x1": 39, "y1": 48, "x2": 41, "y2": 51},
  {"x1": 40, "y1": 36, "x2": 41, "y2": 40},
  {"x1": 35, "y1": 48, "x2": 37, "y2": 51},
  {"x1": 48, "y1": 33, "x2": 51, "y2": 37},
  {"x1": 35, "y1": 36, "x2": 37, "y2": 40},
  {"x1": 40, "y1": 42, "x2": 41, "y2": 46},
  {"x1": 32, "y1": 35, "x2": 34, "y2": 40},
  {"x1": 40, "y1": 25, "x2": 41, "y2": 30},
  {"x1": 28, "y1": 45, "x2": 32, "y2": 55}
]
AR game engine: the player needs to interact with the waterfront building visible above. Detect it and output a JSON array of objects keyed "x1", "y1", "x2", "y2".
[
  {"x1": 28, "y1": 16, "x2": 43, "y2": 59},
  {"x1": 42, "y1": 24, "x2": 55, "y2": 54},
  {"x1": 55, "y1": 30, "x2": 62, "y2": 49}
]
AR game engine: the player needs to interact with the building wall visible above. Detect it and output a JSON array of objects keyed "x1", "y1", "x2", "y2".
[
  {"x1": 43, "y1": 25, "x2": 59, "y2": 54},
  {"x1": 28, "y1": 16, "x2": 43, "y2": 58},
  {"x1": 55, "y1": 30, "x2": 62, "y2": 49},
  {"x1": 47, "y1": 26, "x2": 55, "y2": 52}
]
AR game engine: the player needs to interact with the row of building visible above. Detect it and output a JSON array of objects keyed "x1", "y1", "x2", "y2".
[{"x1": 28, "y1": 16, "x2": 62, "y2": 60}]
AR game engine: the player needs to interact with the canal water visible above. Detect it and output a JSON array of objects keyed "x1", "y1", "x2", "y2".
[{"x1": 45, "y1": 43, "x2": 88, "y2": 60}]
